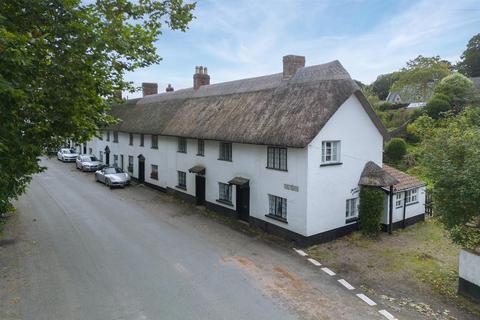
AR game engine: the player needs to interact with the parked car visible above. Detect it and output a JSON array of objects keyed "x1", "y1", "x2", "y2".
[
  {"x1": 94, "y1": 166, "x2": 130, "y2": 188},
  {"x1": 57, "y1": 148, "x2": 79, "y2": 162},
  {"x1": 76, "y1": 155, "x2": 103, "y2": 172}
]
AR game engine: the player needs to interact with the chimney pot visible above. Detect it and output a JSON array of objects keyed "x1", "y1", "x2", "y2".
[
  {"x1": 193, "y1": 65, "x2": 210, "y2": 90},
  {"x1": 166, "y1": 84, "x2": 174, "y2": 92},
  {"x1": 283, "y1": 55, "x2": 305, "y2": 79},
  {"x1": 142, "y1": 82, "x2": 158, "y2": 97}
]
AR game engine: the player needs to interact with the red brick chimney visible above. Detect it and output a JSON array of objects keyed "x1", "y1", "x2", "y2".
[
  {"x1": 283, "y1": 55, "x2": 305, "y2": 79},
  {"x1": 193, "y1": 66, "x2": 210, "y2": 90},
  {"x1": 142, "y1": 82, "x2": 158, "y2": 97},
  {"x1": 166, "y1": 84, "x2": 174, "y2": 92}
]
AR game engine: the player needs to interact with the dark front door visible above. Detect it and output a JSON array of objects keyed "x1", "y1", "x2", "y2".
[
  {"x1": 138, "y1": 157, "x2": 145, "y2": 183},
  {"x1": 105, "y1": 152, "x2": 110, "y2": 165},
  {"x1": 195, "y1": 175, "x2": 206, "y2": 205},
  {"x1": 236, "y1": 184, "x2": 250, "y2": 222},
  {"x1": 83, "y1": 144, "x2": 87, "y2": 154}
]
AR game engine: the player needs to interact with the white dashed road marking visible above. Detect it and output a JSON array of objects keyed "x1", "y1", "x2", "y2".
[
  {"x1": 321, "y1": 267, "x2": 336, "y2": 276},
  {"x1": 356, "y1": 293, "x2": 377, "y2": 306},
  {"x1": 379, "y1": 309, "x2": 397, "y2": 320},
  {"x1": 293, "y1": 248, "x2": 308, "y2": 256},
  {"x1": 337, "y1": 279, "x2": 355, "y2": 290},
  {"x1": 307, "y1": 258, "x2": 321, "y2": 266}
]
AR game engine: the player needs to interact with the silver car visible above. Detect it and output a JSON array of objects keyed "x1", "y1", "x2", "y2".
[
  {"x1": 57, "y1": 148, "x2": 79, "y2": 162},
  {"x1": 95, "y1": 166, "x2": 130, "y2": 188},
  {"x1": 76, "y1": 155, "x2": 103, "y2": 172}
]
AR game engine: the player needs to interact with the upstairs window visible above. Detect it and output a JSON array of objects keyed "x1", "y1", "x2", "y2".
[
  {"x1": 113, "y1": 154, "x2": 118, "y2": 166},
  {"x1": 268, "y1": 195, "x2": 287, "y2": 221},
  {"x1": 197, "y1": 139, "x2": 205, "y2": 156},
  {"x1": 267, "y1": 147, "x2": 287, "y2": 171},
  {"x1": 178, "y1": 138, "x2": 187, "y2": 153},
  {"x1": 151, "y1": 135, "x2": 158, "y2": 149},
  {"x1": 106, "y1": 131, "x2": 110, "y2": 141},
  {"x1": 113, "y1": 131, "x2": 118, "y2": 143},
  {"x1": 218, "y1": 182, "x2": 232, "y2": 204},
  {"x1": 140, "y1": 134, "x2": 144, "y2": 147},
  {"x1": 321, "y1": 141, "x2": 341, "y2": 164},
  {"x1": 346, "y1": 198, "x2": 359, "y2": 222},
  {"x1": 151, "y1": 165, "x2": 158, "y2": 180},
  {"x1": 219, "y1": 142, "x2": 232, "y2": 161},
  {"x1": 129, "y1": 133, "x2": 133, "y2": 146},
  {"x1": 177, "y1": 171, "x2": 186, "y2": 189}
]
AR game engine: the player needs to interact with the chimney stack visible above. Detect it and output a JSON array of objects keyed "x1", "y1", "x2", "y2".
[
  {"x1": 283, "y1": 55, "x2": 305, "y2": 79},
  {"x1": 142, "y1": 82, "x2": 158, "y2": 97},
  {"x1": 193, "y1": 66, "x2": 210, "y2": 90},
  {"x1": 166, "y1": 84, "x2": 174, "y2": 92}
]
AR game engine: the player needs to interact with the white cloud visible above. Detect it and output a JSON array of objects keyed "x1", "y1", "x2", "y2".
[{"x1": 126, "y1": 0, "x2": 480, "y2": 97}]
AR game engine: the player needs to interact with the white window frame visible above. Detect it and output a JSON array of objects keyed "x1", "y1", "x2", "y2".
[
  {"x1": 405, "y1": 188, "x2": 418, "y2": 205},
  {"x1": 321, "y1": 140, "x2": 341, "y2": 164},
  {"x1": 395, "y1": 192, "x2": 404, "y2": 208},
  {"x1": 197, "y1": 139, "x2": 204, "y2": 156},
  {"x1": 267, "y1": 147, "x2": 287, "y2": 171},
  {"x1": 177, "y1": 171, "x2": 186, "y2": 189},
  {"x1": 218, "y1": 182, "x2": 232, "y2": 203},
  {"x1": 346, "y1": 197, "x2": 359, "y2": 220},
  {"x1": 151, "y1": 135, "x2": 158, "y2": 149}
]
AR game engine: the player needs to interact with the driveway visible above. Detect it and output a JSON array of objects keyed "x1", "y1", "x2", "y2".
[{"x1": 1, "y1": 157, "x2": 386, "y2": 320}]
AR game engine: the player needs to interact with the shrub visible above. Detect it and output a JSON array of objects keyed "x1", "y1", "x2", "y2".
[
  {"x1": 425, "y1": 94, "x2": 451, "y2": 119},
  {"x1": 385, "y1": 138, "x2": 407, "y2": 162},
  {"x1": 359, "y1": 187, "x2": 385, "y2": 236}
]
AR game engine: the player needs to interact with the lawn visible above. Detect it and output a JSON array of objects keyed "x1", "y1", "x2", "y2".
[{"x1": 307, "y1": 219, "x2": 480, "y2": 320}]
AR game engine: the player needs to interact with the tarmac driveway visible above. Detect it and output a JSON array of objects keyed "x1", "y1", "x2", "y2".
[{"x1": 0, "y1": 157, "x2": 386, "y2": 320}]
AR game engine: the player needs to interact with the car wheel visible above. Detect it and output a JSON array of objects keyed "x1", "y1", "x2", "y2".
[{"x1": 106, "y1": 179, "x2": 113, "y2": 189}]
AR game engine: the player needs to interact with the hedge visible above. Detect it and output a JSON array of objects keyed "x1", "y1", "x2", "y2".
[{"x1": 359, "y1": 186, "x2": 385, "y2": 236}]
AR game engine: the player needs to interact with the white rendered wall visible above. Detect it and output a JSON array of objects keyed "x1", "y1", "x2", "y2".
[
  {"x1": 306, "y1": 94, "x2": 384, "y2": 236},
  {"x1": 86, "y1": 133, "x2": 309, "y2": 235},
  {"x1": 459, "y1": 250, "x2": 480, "y2": 287},
  {"x1": 381, "y1": 186, "x2": 426, "y2": 224}
]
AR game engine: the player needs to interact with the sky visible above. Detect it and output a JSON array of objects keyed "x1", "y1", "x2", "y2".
[{"x1": 124, "y1": 0, "x2": 480, "y2": 98}]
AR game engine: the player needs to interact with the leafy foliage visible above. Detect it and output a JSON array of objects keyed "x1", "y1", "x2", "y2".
[
  {"x1": 418, "y1": 107, "x2": 480, "y2": 251},
  {"x1": 0, "y1": 0, "x2": 195, "y2": 213},
  {"x1": 358, "y1": 186, "x2": 385, "y2": 236},
  {"x1": 425, "y1": 94, "x2": 451, "y2": 119},
  {"x1": 433, "y1": 73, "x2": 476, "y2": 111},
  {"x1": 391, "y1": 55, "x2": 452, "y2": 103},
  {"x1": 385, "y1": 138, "x2": 407, "y2": 163},
  {"x1": 370, "y1": 73, "x2": 399, "y2": 100},
  {"x1": 457, "y1": 33, "x2": 480, "y2": 77}
]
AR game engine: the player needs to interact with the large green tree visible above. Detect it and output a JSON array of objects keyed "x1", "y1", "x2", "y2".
[
  {"x1": 418, "y1": 108, "x2": 480, "y2": 251},
  {"x1": 391, "y1": 55, "x2": 452, "y2": 102},
  {"x1": 370, "y1": 72, "x2": 399, "y2": 101},
  {"x1": 0, "y1": 0, "x2": 195, "y2": 213},
  {"x1": 457, "y1": 33, "x2": 480, "y2": 77}
]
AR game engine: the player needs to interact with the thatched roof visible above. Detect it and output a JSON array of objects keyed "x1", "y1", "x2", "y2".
[
  {"x1": 107, "y1": 61, "x2": 387, "y2": 147},
  {"x1": 358, "y1": 161, "x2": 399, "y2": 187},
  {"x1": 382, "y1": 164, "x2": 426, "y2": 191}
]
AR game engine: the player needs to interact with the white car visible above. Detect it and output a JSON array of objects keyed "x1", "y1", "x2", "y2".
[
  {"x1": 57, "y1": 148, "x2": 79, "y2": 162},
  {"x1": 76, "y1": 155, "x2": 103, "y2": 172},
  {"x1": 95, "y1": 166, "x2": 131, "y2": 188}
]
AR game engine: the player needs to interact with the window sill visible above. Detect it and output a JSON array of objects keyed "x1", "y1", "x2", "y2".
[
  {"x1": 176, "y1": 185, "x2": 186, "y2": 190},
  {"x1": 265, "y1": 214, "x2": 288, "y2": 224},
  {"x1": 216, "y1": 199, "x2": 233, "y2": 207},
  {"x1": 151, "y1": 147, "x2": 158, "y2": 149},
  {"x1": 265, "y1": 167, "x2": 288, "y2": 172},
  {"x1": 150, "y1": 176, "x2": 158, "y2": 180},
  {"x1": 218, "y1": 158, "x2": 232, "y2": 162},
  {"x1": 196, "y1": 154, "x2": 204, "y2": 157},
  {"x1": 320, "y1": 162, "x2": 343, "y2": 167},
  {"x1": 406, "y1": 201, "x2": 419, "y2": 207},
  {"x1": 346, "y1": 217, "x2": 358, "y2": 224},
  {"x1": 140, "y1": 145, "x2": 144, "y2": 147}
]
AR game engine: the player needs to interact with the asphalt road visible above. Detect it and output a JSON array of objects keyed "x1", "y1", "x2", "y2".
[{"x1": 1, "y1": 157, "x2": 386, "y2": 320}]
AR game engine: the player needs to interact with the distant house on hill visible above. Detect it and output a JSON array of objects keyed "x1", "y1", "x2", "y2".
[{"x1": 386, "y1": 91, "x2": 402, "y2": 103}]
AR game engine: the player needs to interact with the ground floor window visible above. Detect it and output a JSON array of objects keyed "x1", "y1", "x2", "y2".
[
  {"x1": 395, "y1": 193, "x2": 403, "y2": 208},
  {"x1": 346, "y1": 198, "x2": 359, "y2": 221},
  {"x1": 218, "y1": 182, "x2": 232, "y2": 204},
  {"x1": 151, "y1": 165, "x2": 158, "y2": 180},
  {"x1": 177, "y1": 171, "x2": 186, "y2": 189},
  {"x1": 268, "y1": 194, "x2": 287, "y2": 221},
  {"x1": 128, "y1": 156, "x2": 134, "y2": 173},
  {"x1": 99, "y1": 151, "x2": 103, "y2": 162},
  {"x1": 405, "y1": 188, "x2": 418, "y2": 204},
  {"x1": 113, "y1": 154, "x2": 118, "y2": 167},
  {"x1": 120, "y1": 155, "x2": 124, "y2": 170}
]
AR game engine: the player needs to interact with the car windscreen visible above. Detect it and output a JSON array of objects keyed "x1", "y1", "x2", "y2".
[
  {"x1": 89, "y1": 156, "x2": 98, "y2": 161},
  {"x1": 104, "y1": 168, "x2": 117, "y2": 174}
]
